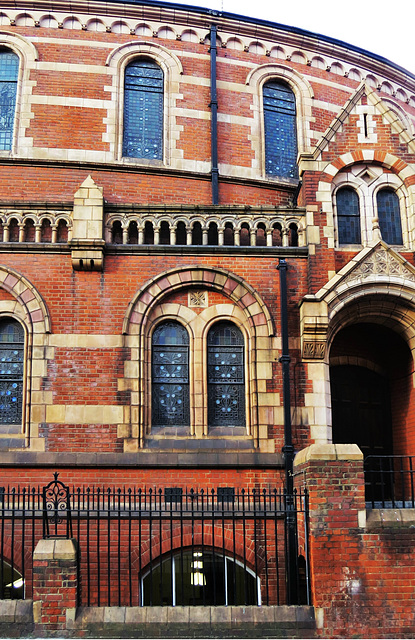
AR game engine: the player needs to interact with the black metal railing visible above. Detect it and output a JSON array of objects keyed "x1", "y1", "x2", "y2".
[
  {"x1": 364, "y1": 455, "x2": 415, "y2": 508},
  {"x1": 0, "y1": 481, "x2": 310, "y2": 607}
]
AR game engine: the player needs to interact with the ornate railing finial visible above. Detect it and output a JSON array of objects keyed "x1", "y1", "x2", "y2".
[{"x1": 42, "y1": 473, "x2": 72, "y2": 539}]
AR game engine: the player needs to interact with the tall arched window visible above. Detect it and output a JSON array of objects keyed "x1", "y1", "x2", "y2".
[
  {"x1": 377, "y1": 188, "x2": 403, "y2": 245},
  {"x1": 263, "y1": 80, "x2": 298, "y2": 179},
  {"x1": 123, "y1": 58, "x2": 163, "y2": 160},
  {"x1": 152, "y1": 321, "x2": 189, "y2": 427},
  {"x1": 0, "y1": 50, "x2": 19, "y2": 151},
  {"x1": 0, "y1": 318, "x2": 24, "y2": 425},
  {"x1": 207, "y1": 322, "x2": 245, "y2": 428},
  {"x1": 336, "y1": 187, "x2": 361, "y2": 245}
]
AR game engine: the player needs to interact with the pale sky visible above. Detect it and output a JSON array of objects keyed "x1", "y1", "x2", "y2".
[{"x1": 171, "y1": 0, "x2": 415, "y2": 76}]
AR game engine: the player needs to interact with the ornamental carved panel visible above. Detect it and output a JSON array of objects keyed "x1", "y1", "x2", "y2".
[
  {"x1": 302, "y1": 341, "x2": 326, "y2": 360},
  {"x1": 188, "y1": 290, "x2": 208, "y2": 308}
]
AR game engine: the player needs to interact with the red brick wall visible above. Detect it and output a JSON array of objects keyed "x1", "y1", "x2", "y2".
[
  {"x1": 295, "y1": 454, "x2": 415, "y2": 639},
  {"x1": 1, "y1": 467, "x2": 284, "y2": 489}
]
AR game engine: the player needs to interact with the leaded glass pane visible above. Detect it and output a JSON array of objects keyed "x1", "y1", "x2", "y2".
[
  {"x1": 337, "y1": 187, "x2": 361, "y2": 244},
  {"x1": 264, "y1": 81, "x2": 298, "y2": 179},
  {"x1": 0, "y1": 319, "x2": 24, "y2": 425},
  {"x1": 123, "y1": 59, "x2": 163, "y2": 160},
  {"x1": 208, "y1": 322, "x2": 245, "y2": 427},
  {"x1": 152, "y1": 321, "x2": 189, "y2": 427},
  {"x1": 377, "y1": 189, "x2": 403, "y2": 245},
  {"x1": 0, "y1": 50, "x2": 18, "y2": 151}
]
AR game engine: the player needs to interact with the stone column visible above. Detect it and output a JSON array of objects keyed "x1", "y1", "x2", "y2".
[{"x1": 32, "y1": 538, "x2": 77, "y2": 633}]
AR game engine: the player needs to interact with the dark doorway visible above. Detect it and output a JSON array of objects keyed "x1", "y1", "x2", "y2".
[
  {"x1": 331, "y1": 365, "x2": 392, "y2": 458},
  {"x1": 330, "y1": 321, "x2": 414, "y2": 503}
]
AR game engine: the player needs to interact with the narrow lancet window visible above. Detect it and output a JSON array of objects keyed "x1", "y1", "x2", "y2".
[
  {"x1": 207, "y1": 322, "x2": 245, "y2": 427},
  {"x1": 123, "y1": 58, "x2": 163, "y2": 160},
  {"x1": 337, "y1": 187, "x2": 361, "y2": 245},
  {"x1": 377, "y1": 189, "x2": 403, "y2": 245},
  {"x1": 0, "y1": 50, "x2": 19, "y2": 151},
  {"x1": 0, "y1": 318, "x2": 24, "y2": 425},
  {"x1": 263, "y1": 81, "x2": 298, "y2": 179},
  {"x1": 152, "y1": 321, "x2": 189, "y2": 427}
]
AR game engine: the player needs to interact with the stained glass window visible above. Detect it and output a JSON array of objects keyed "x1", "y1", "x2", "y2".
[
  {"x1": 377, "y1": 189, "x2": 403, "y2": 245},
  {"x1": 0, "y1": 50, "x2": 19, "y2": 151},
  {"x1": 207, "y1": 322, "x2": 245, "y2": 427},
  {"x1": 263, "y1": 81, "x2": 298, "y2": 179},
  {"x1": 152, "y1": 321, "x2": 189, "y2": 427},
  {"x1": 123, "y1": 58, "x2": 163, "y2": 160},
  {"x1": 337, "y1": 187, "x2": 361, "y2": 245},
  {"x1": 0, "y1": 319, "x2": 24, "y2": 425}
]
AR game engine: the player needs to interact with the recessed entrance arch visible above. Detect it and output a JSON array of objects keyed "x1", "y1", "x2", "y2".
[{"x1": 330, "y1": 322, "x2": 413, "y2": 458}]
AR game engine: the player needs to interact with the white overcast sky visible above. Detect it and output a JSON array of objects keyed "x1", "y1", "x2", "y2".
[{"x1": 172, "y1": 0, "x2": 415, "y2": 76}]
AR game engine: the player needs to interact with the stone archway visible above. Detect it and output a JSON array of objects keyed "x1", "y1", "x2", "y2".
[{"x1": 120, "y1": 266, "x2": 277, "y2": 451}]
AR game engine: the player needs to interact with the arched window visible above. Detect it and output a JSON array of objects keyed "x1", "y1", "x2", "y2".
[
  {"x1": 123, "y1": 58, "x2": 163, "y2": 160},
  {"x1": 207, "y1": 322, "x2": 245, "y2": 428},
  {"x1": 263, "y1": 80, "x2": 298, "y2": 179},
  {"x1": 141, "y1": 550, "x2": 259, "y2": 606},
  {"x1": 377, "y1": 188, "x2": 403, "y2": 245},
  {"x1": 0, "y1": 318, "x2": 24, "y2": 425},
  {"x1": 336, "y1": 187, "x2": 361, "y2": 245},
  {"x1": 0, "y1": 50, "x2": 18, "y2": 151},
  {"x1": 152, "y1": 321, "x2": 189, "y2": 428}
]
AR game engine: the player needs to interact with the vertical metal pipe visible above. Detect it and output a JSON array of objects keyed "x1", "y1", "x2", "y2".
[
  {"x1": 107, "y1": 488, "x2": 111, "y2": 606},
  {"x1": 97, "y1": 488, "x2": 101, "y2": 607},
  {"x1": 209, "y1": 24, "x2": 219, "y2": 205},
  {"x1": 277, "y1": 258, "x2": 298, "y2": 604},
  {"x1": 278, "y1": 258, "x2": 294, "y2": 490}
]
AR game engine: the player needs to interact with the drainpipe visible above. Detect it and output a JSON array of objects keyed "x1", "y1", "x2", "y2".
[
  {"x1": 209, "y1": 24, "x2": 219, "y2": 205},
  {"x1": 277, "y1": 258, "x2": 298, "y2": 604}
]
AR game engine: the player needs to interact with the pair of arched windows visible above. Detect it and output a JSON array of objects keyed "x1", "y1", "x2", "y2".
[
  {"x1": 122, "y1": 58, "x2": 298, "y2": 179},
  {"x1": 337, "y1": 187, "x2": 403, "y2": 245},
  {"x1": 152, "y1": 320, "x2": 245, "y2": 429}
]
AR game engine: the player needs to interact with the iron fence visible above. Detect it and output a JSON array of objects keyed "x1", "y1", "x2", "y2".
[
  {"x1": 364, "y1": 455, "x2": 415, "y2": 508},
  {"x1": 0, "y1": 478, "x2": 310, "y2": 607}
]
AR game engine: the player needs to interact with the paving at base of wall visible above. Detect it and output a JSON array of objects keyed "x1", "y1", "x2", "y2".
[{"x1": 0, "y1": 602, "x2": 315, "y2": 638}]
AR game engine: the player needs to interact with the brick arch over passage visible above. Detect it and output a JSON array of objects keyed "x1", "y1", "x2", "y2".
[{"x1": 123, "y1": 266, "x2": 274, "y2": 337}]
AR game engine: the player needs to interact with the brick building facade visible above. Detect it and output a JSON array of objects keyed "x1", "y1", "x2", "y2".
[{"x1": 0, "y1": 0, "x2": 414, "y2": 637}]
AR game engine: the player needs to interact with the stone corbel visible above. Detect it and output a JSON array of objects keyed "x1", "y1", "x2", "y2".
[{"x1": 70, "y1": 239, "x2": 105, "y2": 271}]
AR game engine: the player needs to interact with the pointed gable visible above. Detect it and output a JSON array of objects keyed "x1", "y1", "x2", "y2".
[
  {"x1": 309, "y1": 83, "x2": 415, "y2": 162},
  {"x1": 315, "y1": 241, "x2": 415, "y2": 307}
]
